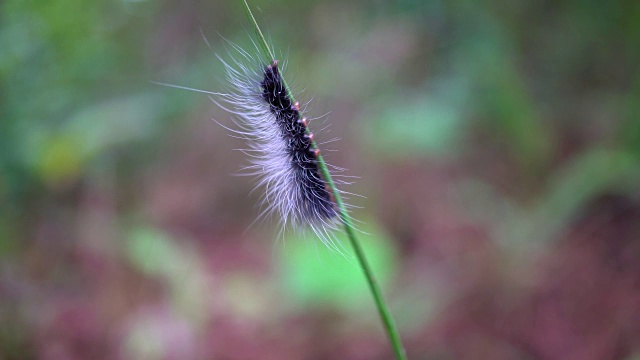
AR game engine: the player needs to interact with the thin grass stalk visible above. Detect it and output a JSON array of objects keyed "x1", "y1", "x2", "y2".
[{"x1": 240, "y1": 1, "x2": 407, "y2": 358}]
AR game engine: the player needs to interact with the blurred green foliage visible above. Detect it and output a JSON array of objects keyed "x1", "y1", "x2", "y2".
[
  {"x1": 278, "y1": 220, "x2": 396, "y2": 312},
  {"x1": 0, "y1": 0, "x2": 165, "y2": 215},
  {"x1": 1, "y1": 0, "x2": 640, "y2": 358}
]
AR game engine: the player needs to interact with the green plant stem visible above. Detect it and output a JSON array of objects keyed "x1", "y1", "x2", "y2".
[
  {"x1": 241, "y1": 1, "x2": 407, "y2": 359},
  {"x1": 318, "y1": 160, "x2": 408, "y2": 360}
]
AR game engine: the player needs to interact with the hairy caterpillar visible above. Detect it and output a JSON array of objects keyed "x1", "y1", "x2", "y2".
[
  {"x1": 158, "y1": 37, "x2": 352, "y2": 251},
  {"x1": 220, "y1": 47, "x2": 345, "y2": 245},
  {"x1": 260, "y1": 59, "x2": 337, "y2": 222}
]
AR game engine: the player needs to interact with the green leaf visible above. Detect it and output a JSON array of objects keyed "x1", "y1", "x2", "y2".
[{"x1": 277, "y1": 219, "x2": 397, "y2": 312}]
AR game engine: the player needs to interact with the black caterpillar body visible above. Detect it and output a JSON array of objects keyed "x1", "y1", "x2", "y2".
[{"x1": 260, "y1": 61, "x2": 336, "y2": 222}]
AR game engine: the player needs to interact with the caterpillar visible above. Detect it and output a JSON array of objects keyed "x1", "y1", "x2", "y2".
[
  {"x1": 260, "y1": 60, "x2": 336, "y2": 223},
  {"x1": 211, "y1": 41, "x2": 349, "y2": 250},
  {"x1": 154, "y1": 34, "x2": 351, "y2": 251},
  {"x1": 155, "y1": 31, "x2": 352, "y2": 253}
]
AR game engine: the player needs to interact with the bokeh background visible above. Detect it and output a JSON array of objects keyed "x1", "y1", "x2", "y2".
[{"x1": 2, "y1": 0, "x2": 640, "y2": 359}]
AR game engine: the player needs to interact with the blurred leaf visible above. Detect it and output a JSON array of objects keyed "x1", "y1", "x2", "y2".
[
  {"x1": 451, "y1": 6, "x2": 552, "y2": 172},
  {"x1": 277, "y1": 219, "x2": 397, "y2": 312},
  {"x1": 127, "y1": 226, "x2": 178, "y2": 277},
  {"x1": 64, "y1": 93, "x2": 163, "y2": 152},
  {"x1": 532, "y1": 147, "x2": 640, "y2": 242},
  {"x1": 34, "y1": 134, "x2": 83, "y2": 186},
  {"x1": 362, "y1": 81, "x2": 470, "y2": 158},
  {"x1": 126, "y1": 226, "x2": 213, "y2": 327},
  {"x1": 25, "y1": 93, "x2": 163, "y2": 186},
  {"x1": 461, "y1": 148, "x2": 640, "y2": 256}
]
